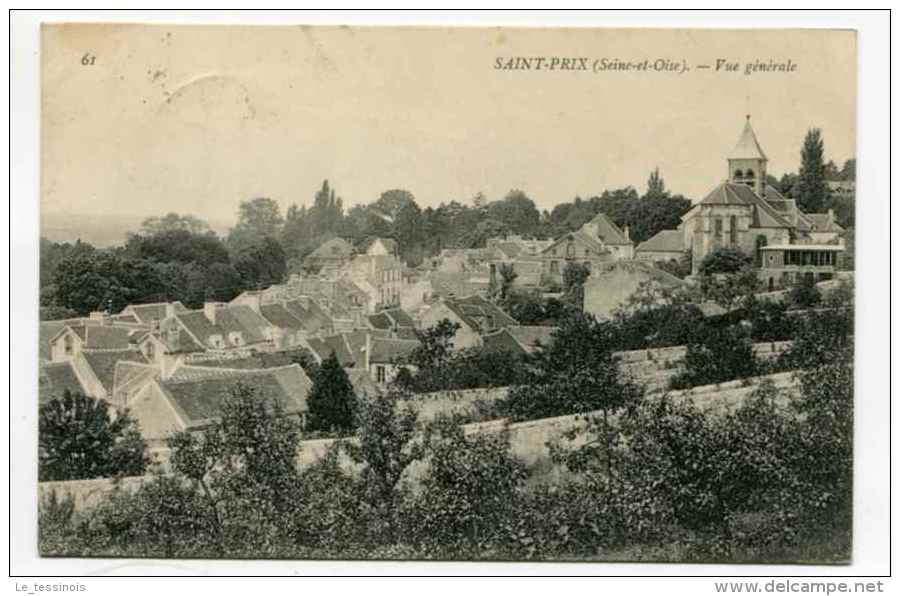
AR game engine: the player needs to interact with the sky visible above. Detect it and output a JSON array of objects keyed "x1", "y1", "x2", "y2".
[{"x1": 41, "y1": 24, "x2": 856, "y2": 227}]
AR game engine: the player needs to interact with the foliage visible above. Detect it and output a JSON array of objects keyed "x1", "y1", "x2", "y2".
[
  {"x1": 38, "y1": 391, "x2": 148, "y2": 482},
  {"x1": 125, "y1": 228, "x2": 230, "y2": 266},
  {"x1": 408, "y1": 319, "x2": 461, "y2": 371},
  {"x1": 610, "y1": 281, "x2": 706, "y2": 350},
  {"x1": 404, "y1": 420, "x2": 527, "y2": 557},
  {"x1": 698, "y1": 246, "x2": 753, "y2": 276},
  {"x1": 670, "y1": 324, "x2": 757, "y2": 389},
  {"x1": 654, "y1": 252, "x2": 692, "y2": 279},
  {"x1": 397, "y1": 345, "x2": 531, "y2": 394},
  {"x1": 700, "y1": 267, "x2": 760, "y2": 310},
  {"x1": 227, "y1": 197, "x2": 285, "y2": 251},
  {"x1": 788, "y1": 275, "x2": 822, "y2": 309},
  {"x1": 502, "y1": 314, "x2": 642, "y2": 422},
  {"x1": 742, "y1": 296, "x2": 794, "y2": 342},
  {"x1": 139, "y1": 212, "x2": 212, "y2": 236},
  {"x1": 306, "y1": 353, "x2": 357, "y2": 434},
  {"x1": 562, "y1": 261, "x2": 590, "y2": 307},
  {"x1": 794, "y1": 128, "x2": 831, "y2": 214}
]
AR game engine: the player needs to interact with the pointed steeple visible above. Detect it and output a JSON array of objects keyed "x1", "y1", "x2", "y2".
[{"x1": 729, "y1": 114, "x2": 767, "y2": 161}]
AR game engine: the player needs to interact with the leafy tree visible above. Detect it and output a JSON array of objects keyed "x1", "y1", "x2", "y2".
[
  {"x1": 232, "y1": 236, "x2": 287, "y2": 288},
  {"x1": 463, "y1": 218, "x2": 510, "y2": 248},
  {"x1": 699, "y1": 246, "x2": 753, "y2": 275},
  {"x1": 840, "y1": 158, "x2": 856, "y2": 181},
  {"x1": 406, "y1": 420, "x2": 526, "y2": 557},
  {"x1": 306, "y1": 353, "x2": 357, "y2": 434},
  {"x1": 670, "y1": 324, "x2": 757, "y2": 389},
  {"x1": 493, "y1": 262, "x2": 518, "y2": 301},
  {"x1": 646, "y1": 167, "x2": 666, "y2": 197},
  {"x1": 167, "y1": 382, "x2": 302, "y2": 554},
  {"x1": 228, "y1": 197, "x2": 284, "y2": 250},
  {"x1": 502, "y1": 314, "x2": 642, "y2": 474},
  {"x1": 742, "y1": 296, "x2": 794, "y2": 342},
  {"x1": 794, "y1": 129, "x2": 831, "y2": 213},
  {"x1": 562, "y1": 262, "x2": 590, "y2": 309},
  {"x1": 139, "y1": 213, "x2": 212, "y2": 236},
  {"x1": 341, "y1": 390, "x2": 424, "y2": 543},
  {"x1": 39, "y1": 391, "x2": 147, "y2": 481},
  {"x1": 409, "y1": 319, "x2": 461, "y2": 371},
  {"x1": 125, "y1": 228, "x2": 230, "y2": 265},
  {"x1": 372, "y1": 189, "x2": 417, "y2": 220},
  {"x1": 788, "y1": 275, "x2": 822, "y2": 309},
  {"x1": 485, "y1": 190, "x2": 541, "y2": 235}
]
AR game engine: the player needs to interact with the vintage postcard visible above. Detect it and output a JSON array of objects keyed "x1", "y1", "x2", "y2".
[{"x1": 37, "y1": 23, "x2": 856, "y2": 563}]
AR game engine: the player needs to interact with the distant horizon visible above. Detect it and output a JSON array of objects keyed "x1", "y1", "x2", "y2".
[{"x1": 42, "y1": 25, "x2": 855, "y2": 228}]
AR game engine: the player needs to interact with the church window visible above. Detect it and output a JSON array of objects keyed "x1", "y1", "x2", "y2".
[
  {"x1": 566, "y1": 242, "x2": 576, "y2": 258},
  {"x1": 733, "y1": 169, "x2": 744, "y2": 183},
  {"x1": 744, "y1": 169, "x2": 755, "y2": 187}
]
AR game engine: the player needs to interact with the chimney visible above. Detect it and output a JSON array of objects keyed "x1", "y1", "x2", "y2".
[
  {"x1": 624, "y1": 225, "x2": 631, "y2": 241},
  {"x1": 164, "y1": 302, "x2": 176, "y2": 319},
  {"x1": 203, "y1": 301, "x2": 219, "y2": 324}
]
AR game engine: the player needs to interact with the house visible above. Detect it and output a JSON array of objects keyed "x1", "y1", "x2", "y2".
[
  {"x1": 367, "y1": 336, "x2": 420, "y2": 386},
  {"x1": 428, "y1": 271, "x2": 491, "y2": 300},
  {"x1": 48, "y1": 323, "x2": 142, "y2": 362},
  {"x1": 341, "y1": 254, "x2": 407, "y2": 311},
  {"x1": 635, "y1": 230, "x2": 689, "y2": 262},
  {"x1": 418, "y1": 295, "x2": 518, "y2": 350},
  {"x1": 805, "y1": 209, "x2": 846, "y2": 245},
  {"x1": 367, "y1": 307, "x2": 418, "y2": 339},
  {"x1": 582, "y1": 261, "x2": 687, "y2": 321},
  {"x1": 539, "y1": 230, "x2": 617, "y2": 286},
  {"x1": 119, "y1": 301, "x2": 188, "y2": 326},
  {"x1": 399, "y1": 276, "x2": 434, "y2": 315},
  {"x1": 303, "y1": 237, "x2": 355, "y2": 271},
  {"x1": 38, "y1": 361, "x2": 90, "y2": 404},
  {"x1": 126, "y1": 364, "x2": 312, "y2": 445},
  {"x1": 481, "y1": 325, "x2": 557, "y2": 357},
  {"x1": 674, "y1": 116, "x2": 845, "y2": 284},
  {"x1": 579, "y1": 212, "x2": 635, "y2": 260},
  {"x1": 360, "y1": 237, "x2": 399, "y2": 256}
]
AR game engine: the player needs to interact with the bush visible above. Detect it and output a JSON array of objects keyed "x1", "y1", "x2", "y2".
[
  {"x1": 670, "y1": 324, "x2": 757, "y2": 389},
  {"x1": 39, "y1": 391, "x2": 148, "y2": 482},
  {"x1": 306, "y1": 353, "x2": 357, "y2": 434}
]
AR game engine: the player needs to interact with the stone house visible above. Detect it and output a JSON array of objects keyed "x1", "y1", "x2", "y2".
[{"x1": 418, "y1": 295, "x2": 518, "y2": 350}]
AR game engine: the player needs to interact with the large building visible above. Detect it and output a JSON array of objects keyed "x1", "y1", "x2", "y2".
[{"x1": 638, "y1": 116, "x2": 845, "y2": 288}]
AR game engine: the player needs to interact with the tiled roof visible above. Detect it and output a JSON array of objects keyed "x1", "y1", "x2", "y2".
[
  {"x1": 176, "y1": 306, "x2": 269, "y2": 349},
  {"x1": 39, "y1": 362, "x2": 88, "y2": 404},
  {"x1": 443, "y1": 295, "x2": 517, "y2": 332},
  {"x1": 806, "y1": 213, "x2": 845, "y2": 233},
  {"x1": 126, "y1": 301, "x2": 187, "y2": 325},
  {"x1": 185, "y1": 348, "x2": 312, "y2": 371},
  {"x1": 283, "y1": 299, "x2": 333, "y2": 334},
  {"x1": 543, "y1": 229, "x2": 611, "y2": 257},
  {"x1": 83, "y1": 325, "x2": 136, "y2": 349},
  {"x1": 260, "y1": 304, "x2": 304, "y2": 330},
  {"x1": 368, "y1": 307, "x2": 415, "y2": 331},
  {"x1": 506, "y1": 325, "x2": 557, "y2": 351},
  {"x1": 361, "y1": 237, "x2": 398, "y2": 254},
  {"x1": 369, "y1": 337, "x2": 420, "y2": 364},
  {"x1": 307, "y1": 335, "x2": 356, "y2": 367},
  {"x1": 80, "y1": 349, "x2": 148, "y2": 395},
  {"x1": 698, "y1": 183, "x2": 792, "y2": 228},
  {"x1": 429, "y1": 272, "x2": 490, "y2": 299},
  {"x1": 583, "y1": 212, "x2": 631, "y2": 245},
  {"x1": 588, "y1": 260, "x2": 687, "y2": 288},
  {"x1": 636, "y1": 230, "x2": 686, "y2": 254},
  {"x1": 729, "y1": 117, "x2": 768, "y2": 160},
  {"x1": 160, "y1": 365, "x2": 312, "y2": 428},
  {"x1": 112, "y1": 361, "x2": 158, "y2": 402},
  {"x1": 305, "y1": 237, "x2": 354, "y2": 261}
]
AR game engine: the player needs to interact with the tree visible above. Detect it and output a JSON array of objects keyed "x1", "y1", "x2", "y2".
[
  {"x1": 646, "y1": 167, "x2": 666, "y2": 197},
  {"x1": 341, "y1": 390, "x2": 424, "y2": 543},
  {"x1": 794, "y1": 129, "x2": 831, "y2": 213},
  {"x1": 306, "y1": 353, "x2": 357, "y2": 434},
  {"x1": 139, "y1": 213, "x2": 212, "y2": 236},
  {"x1": 670, "y1": 324, "x2": 758, "y2": 389},
  {"x1": 486, "y1": 190, "x2": 541, "y2": 235},
  {"x1": 39, "y1": 391, "x2": 148, "y2": 481},
  {"x1": 232, "y1": 236, "x2": 287, "y2": 288},
  {"x1": 126, "y1": 228, "x2": 230, "y2": 265},
  {"x1": 228, "y1": 197, "x2": 284, "y2": 250},
  {"x1": 494, "y1": 263, "x2": 518, "y2": 301},
  {"x1": 463, "y1": 218, "x2": 510, "y2": 248},
  {"x1": 562, "y1": 262, "x2": 590, "y2": 309},
  {"x1": 502, "y1": 314, "x2": 642, "y2": 475},
  {"x1": 167, "y1": 382, "x2": 302, "y2": 554},
  {"x1": 698, "y1": 247, "x2": 753, "y2": 276},
  {"x1": 410, "y1": 319, "x2": 461, "y2": 371},
  {"x1": 839, "y1": 158, "x2": 856, "y2": 181},
  {"x1": 788, "y1": 275, "x2": 822, "y2": 309}
]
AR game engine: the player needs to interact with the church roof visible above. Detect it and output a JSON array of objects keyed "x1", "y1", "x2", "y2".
[
  {"x1": 698, "y1": 182, "x2": 792, "y2": 229},
  {"x1": 729, "y1": 116, "x2": 768, "y2": 161}
]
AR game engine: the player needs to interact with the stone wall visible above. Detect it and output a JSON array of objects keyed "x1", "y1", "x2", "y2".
[{"x1": 43, "y1": 370, "x2": 802, "y2": 512}]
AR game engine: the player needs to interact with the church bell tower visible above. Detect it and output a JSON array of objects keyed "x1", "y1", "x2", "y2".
[{"x1": 727, "y1": 115, "x2": 768, "y2": 197}]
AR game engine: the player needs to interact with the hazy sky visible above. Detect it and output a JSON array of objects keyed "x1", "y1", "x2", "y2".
[{"x1": 42, "y1": 24, "x2": 856, "y2": 225}]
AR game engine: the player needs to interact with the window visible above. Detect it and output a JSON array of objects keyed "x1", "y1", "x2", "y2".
[
  {"x1": 729, "y1": 215, "x2": 738, "y2": 245},
  {"x1": 566, "y1": 242, "x2": 576, "y2": 258},
  {"x1": 744, "y1": 169, "x2": 755, "y2": 187},
  {"x1": 714, "y1": 218, "x2": 724, "y2": 238},
  {"x1": 733, "y1": 169, "x2": 744, "y2": 183},
  {"x1": 550, "y1": 260, "x2": 559, "y2": 274},
  {"x1": 376, "y1": 365, "x2": 386, "y2": 383}
]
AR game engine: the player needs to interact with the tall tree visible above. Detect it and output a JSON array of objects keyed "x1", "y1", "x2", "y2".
[
  {"x1": 646, "y1": 167, "x2": 666, "y2": 197},
  {"x1": 486, "y1": 190, "x2": 541, "y2": 235},
  {"x1": 139, "y1": 213, "x2": 212, "y2": 236},
  {"x1": 794, "y1": 128, "x2": 831, "y2": 213},
  {"x1": 306, "y1": 353, "x2": 357, "y2": 434}
]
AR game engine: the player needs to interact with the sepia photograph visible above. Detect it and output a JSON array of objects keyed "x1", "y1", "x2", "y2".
[{"x1": 24, "y1": 16, "x2": 873, "y2": 572}]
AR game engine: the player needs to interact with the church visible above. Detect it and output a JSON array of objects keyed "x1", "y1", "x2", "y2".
[{"x1": 636, "y1": 116, "x2": 845, "y2": 289}]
